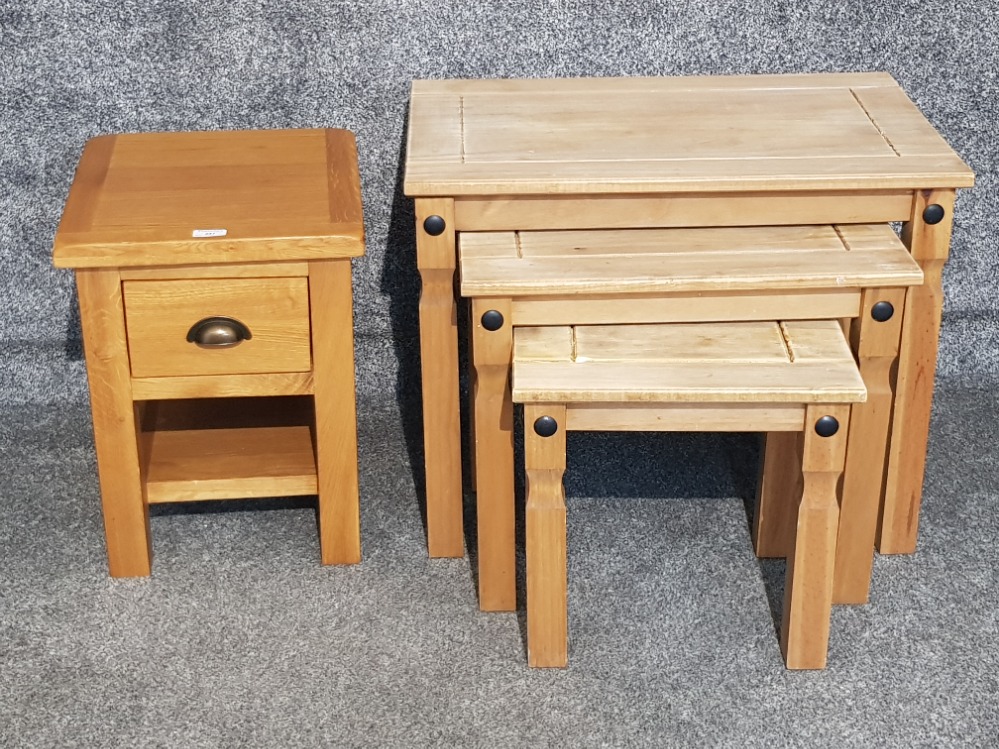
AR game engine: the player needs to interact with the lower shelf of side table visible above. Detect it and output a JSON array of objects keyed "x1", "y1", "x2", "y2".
[{"x1": 137, "y1": 396, "x2": 318, "y2": 504}]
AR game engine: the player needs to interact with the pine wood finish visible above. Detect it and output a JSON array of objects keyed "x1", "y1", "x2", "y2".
[
  {"x1": 407, "y1": 74, "x2": 971, "y2": 195},
  {"x1": 471, "y1": 297, "x2": 516, "y2": 610},
  {"x1": 54, "y1": 129, "x2": 365, "y2": 576},
  {"x1": 752, "y1": 431, "x2": 804, "y2": 558},
  {"x1": 524, "y1": 403, "x2": 568, "y2": 669},
  {"x1": 880, "y1": 189, "x2": 956, "y2": 553},
  {"x1": 754, "y1": 286, "x2": 909, "y2": 599},
  {"x1": 460, "y1": 225, "x2": 922, "y2": 297},
  {"x1": 831, "y1": 287, "x2": 907, "y2": 601},
  {"x1": 415, "y1": 197, "x2": 465, "y2": 558},
  {"x1": 507, "y1": 290, "x2": 861, "y2": 327},
  {"x1": 404, "y1": 73, "x2": 972, "y2": 573},
  {"x1": 513, "y1": 322, "x2": 863, "y2": 669},
  {"x1": 452, "y1": 191, "x2": 914, "y2": 231},
  {"x1": 459, "y1": 223, "x2": 920, "y2": 611},
  {"x1": 781, "y1": 404, "x2": 851, "y2": 670},
  {"x1": 512, "y1": 321, "x2": 867, "y2": 404}
]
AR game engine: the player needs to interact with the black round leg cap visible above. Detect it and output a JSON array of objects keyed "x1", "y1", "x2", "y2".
[
  {"x1": 423, "y1": 215, "x2": 446, "y2": 236},
  {"x1": 871, "y1": 301, "x2": 895, "y2": 322},
  {"x1": 481, "y1": 310, "x2": 504, "y2": 331},
  {"x1": 814, "y1": 415, "x2": 840, "y2": 438},
  {"x1": 922, "y1": 204, "x2": 945, "y2": 225},
  {"x1": 533, "y1": 416, "x2": 559, "y2": 438}
]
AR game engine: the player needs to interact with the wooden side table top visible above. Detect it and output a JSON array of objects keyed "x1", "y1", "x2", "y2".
[
  {"x1": 54, "y1": 128, "x2": 364, "y2": 268},
  {"x1": 405, "y1": 72, "x2": 973, "y2": 195}
]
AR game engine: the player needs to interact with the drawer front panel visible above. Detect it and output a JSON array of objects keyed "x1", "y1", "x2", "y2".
[{"x1": 123, "y1": 278, "x2": 311, "y2": 378}]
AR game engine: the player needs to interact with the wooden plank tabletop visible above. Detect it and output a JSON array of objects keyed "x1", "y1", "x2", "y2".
[
  {"x1": 54, "y1": 128, "x2": 364, "y2": 268},
  {"x1": 405, "y1": 73, "x2": 973, "y2": 195},
  {"x1": 459, "y1": 224, "x2": 923, "y2": 296},
  {"x1": 512, "y1": 320, "x2": 867, "y2": 404}
]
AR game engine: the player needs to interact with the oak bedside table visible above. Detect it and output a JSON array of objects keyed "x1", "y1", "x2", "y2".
[{"x1": 53, "y1": 128, "x2": 365, "y2": 577}]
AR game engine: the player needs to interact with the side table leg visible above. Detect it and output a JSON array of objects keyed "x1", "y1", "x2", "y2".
[
  {"x1": 76, "y1": 268, "x2": 151, "y2": 577},
  {"x1": 781, "y1": 405, "x2": 849, "y2": 670},
  {"x1": 466, "y1": 299, "x2": 477, "y2": 491},
  {"x1": 311, "y1": 259, "x2": 361, "y2": 565},
  {"x1": 879, "y1": 190, "x2": 955, "y2": 554},
  {"x1": 834, "y1": 287, "x2": 904, "y2": 603},
  {"x1": 525, "y1": 404, "x2": 569, "y2": 668},
  {"x1": 471, "y1": 298, "x2": 515, "y2": 611},
  {"x1": 415, "y1": 198, "x2": 464, "y2": 558},
  {"x1": 752, "y1": 431, "x2": 802, "y2": 558}
]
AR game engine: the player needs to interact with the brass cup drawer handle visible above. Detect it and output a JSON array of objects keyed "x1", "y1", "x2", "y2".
[{"x1": 186, "y1": 317, "x2": 253, "y2": 348}]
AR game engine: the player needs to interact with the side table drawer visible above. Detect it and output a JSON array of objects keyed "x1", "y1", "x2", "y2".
[{"x1": 123, "y1": 278, "x2": 312, "y2": 378}]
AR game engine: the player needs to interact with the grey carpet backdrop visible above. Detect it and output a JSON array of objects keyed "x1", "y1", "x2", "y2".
[{"x1": 2, "y1": 2, "x2": 997, "y2": 747}]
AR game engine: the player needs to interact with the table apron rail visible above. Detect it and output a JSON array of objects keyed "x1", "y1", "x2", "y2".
[
  {"x1": 454, "y1": 191, "x2": 915, "y2": 231},
  {"x1": 507, "y1": 289, "x2": 861, "y2": 326}
]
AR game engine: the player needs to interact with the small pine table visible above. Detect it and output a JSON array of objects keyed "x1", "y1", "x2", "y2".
[{"x1": 54, "y1": 129, "x2": 365, "y2": 576}]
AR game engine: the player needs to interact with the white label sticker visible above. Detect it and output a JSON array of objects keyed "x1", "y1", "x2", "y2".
[{"x1": 192, "y1": 229, "x2": 228, "y2": 238}]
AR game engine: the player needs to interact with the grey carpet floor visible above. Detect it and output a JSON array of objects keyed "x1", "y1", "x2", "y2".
[
  {"x1": 2, "y1": 385, "x2": 997, "y2": 747},
  {"x1": 4, "y1": 1, "x2": 999, "y2": 745}
]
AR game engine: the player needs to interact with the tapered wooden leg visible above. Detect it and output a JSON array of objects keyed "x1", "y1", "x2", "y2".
[
  {"x1": 471, "y1": 298, "x2": 516, "y2": 611},
  {"x1": 753, "y1": 431, "x2": 803, "y2": 558},
  {"x1": 834, "y1": 288, "x2": 905, "y2": 602},
  {"x1": 879, "y1": 190, "x2": 955, "y2": 554},
  {"x1": 781, "y1": 405, "x2": 849, "y2": 670},
  {"x1": 77, "y1": 269, "x2": 151, "y2": 577},
  {"x1": 415, "y1": 198, "x2": 464, "y2": 558},
  {"x1": 310, "y1": 259, "x2": 361, "y2": 565},
  {"x1": 525, "y1": 404, "x2": 568, "y2": 668}
]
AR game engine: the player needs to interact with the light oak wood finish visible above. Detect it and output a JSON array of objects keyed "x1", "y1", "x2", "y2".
[
  {"x1": 513, "y1": 322, "x2": 862, "y2": 669},
  {"x1": 880, "y1": 190, "x2": 956, "y2": 553},
  {"x1": 119, "y1": 262, "x2": 309, "y2": 280},
  {"x1": 53, "y1": 130, "x2": 363, "y2": 268},
  {"x1": 142, "y1": 426, "x2": 318, "y2": 503},
  {"x1": 122, "y1": 277, "x2": 312, "y2": 378},
  {"x1": 130, "y1": 372, "x2": 314, "y2": 401},
  {"x1": 406, "y1": 73, "x2": 973, "y2": 576},
  {"x1": 76, "y1": 269, "x2": 151, "y2": 577},
  {"x1": 310, "y1": 259, "x2": 362, "y2": 565},
  {"x1": 55, "y1": 129, "x2": 364, "y2": 576}
]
